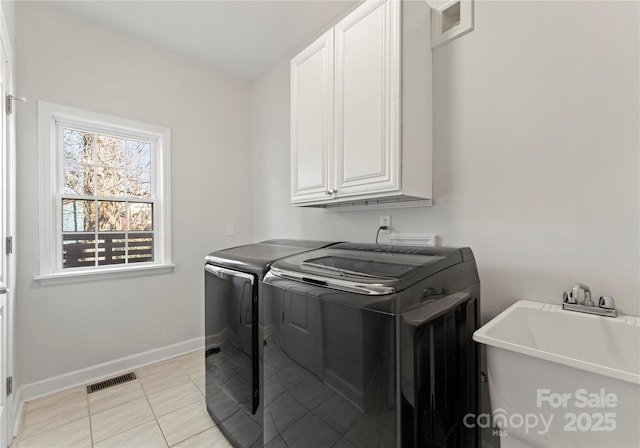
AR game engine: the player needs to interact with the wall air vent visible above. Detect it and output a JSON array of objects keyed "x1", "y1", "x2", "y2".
[
  {"x1": 86, "y1": 372, "x2": 137, "y2": 394},
  {"x1": 428, "y1": 0, "x2": 474, "y2": 48}
]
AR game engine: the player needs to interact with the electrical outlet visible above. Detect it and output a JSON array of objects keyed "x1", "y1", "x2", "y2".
[{"x1": 379, "y1": 215, "x2": 391, "y2": 233}]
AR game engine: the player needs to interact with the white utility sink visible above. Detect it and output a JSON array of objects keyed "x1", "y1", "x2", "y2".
[{"x1": 474, "y1": 300, "x2": 640, "y2": 448}]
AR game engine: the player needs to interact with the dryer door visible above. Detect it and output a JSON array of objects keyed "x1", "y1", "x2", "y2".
[{"x1": 205, "y1": 264, "x2": 260, "y2": 421}]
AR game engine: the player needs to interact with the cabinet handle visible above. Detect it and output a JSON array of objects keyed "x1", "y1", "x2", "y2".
[{"x1": 326, "y1": 189, "x2": 338, "y2": 195}]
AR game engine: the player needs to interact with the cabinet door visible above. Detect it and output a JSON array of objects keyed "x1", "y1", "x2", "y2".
[
  {"x1": 334, "y1": 0, "x2": 400, "y2": 197},
  {"x1": 290, "y1": 29, "x2": 334, "y2": 203}
]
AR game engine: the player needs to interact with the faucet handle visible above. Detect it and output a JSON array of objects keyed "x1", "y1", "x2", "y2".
[
  {"x1": 563, "y1": 291, "x2": 576, "y2": 304},
  {"x1": 598, "y1": 296, "x2": 615, "y2": 310},
  {"x1": 583, "y1": 290, "x2": 594, "y2": 307}
]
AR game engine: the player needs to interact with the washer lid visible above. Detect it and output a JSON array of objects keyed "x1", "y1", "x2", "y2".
[{"x1": 268, "y1": 243, "x2": 471, "y2": 295}]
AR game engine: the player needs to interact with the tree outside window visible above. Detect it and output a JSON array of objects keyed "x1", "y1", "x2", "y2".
[{"x1": 61, "y1": 128, "x2": 155, "y2": 268}]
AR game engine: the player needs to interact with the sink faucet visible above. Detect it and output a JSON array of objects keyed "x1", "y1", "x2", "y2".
[
  {"x1": 563, "y1": 283, "x2": 617, "y2": 317},
  {"x1": 569, "y1": 283, "x2": 593, "y2": 307}
]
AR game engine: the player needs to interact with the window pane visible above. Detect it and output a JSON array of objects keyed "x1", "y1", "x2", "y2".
[
  {"x1": 128, "y1": 233, "x2": 154, "y2": 263},
  {"x1": 127, "y1": 140, "x2": 151, "y2": 170},
  {"x1": 129, "y1": 202, "x2": 153, "y2": 231},
  {"x1": 47, "y1": 103, "x2": 169, "y2": 274},
  {"x1": 62, "y1": 199, "x2": 95, "y2": 232},
  {"x1": 63, "y1": 129, "x2": 93, "y2": 163},
  {"x1": 63, "y1": 163, "x2": 94, "y2": 195},
  {"x1": 126, "y1": 169, "x2": 151, "y2": 198},
  {"x1": 96, "y1": 167, "x2": 127, "y2": 197},
  {"x1": 97, "y1": 201, "x2": 126, "y2": 231},
  {"x1": 62, "y1": 234, "x2": 96, "y2": 268},
  {"x1": 97, "y1": 233, "x2": 126, "y2": 266},
  {"x1": 95, "y1": 134, "x2": 126, "y2": 167}
]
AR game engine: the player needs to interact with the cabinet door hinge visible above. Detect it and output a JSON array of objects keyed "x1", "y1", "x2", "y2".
[
  {"x1": 6, "y1": 376, "x2": 12, "y2": 395},
  {"x1": 5, "y1": 236, "x2": 11, "y2": 255}
]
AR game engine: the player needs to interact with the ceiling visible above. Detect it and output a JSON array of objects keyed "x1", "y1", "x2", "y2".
[{"x1": 52, "y1": 0, "x2": 360, "y2": 82}]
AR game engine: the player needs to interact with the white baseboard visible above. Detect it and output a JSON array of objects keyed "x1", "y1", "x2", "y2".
[{"x1": 14, "y1": 336, "x2": 204, "y2": 434}]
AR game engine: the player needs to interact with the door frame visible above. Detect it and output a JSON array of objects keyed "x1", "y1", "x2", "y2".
[{"x1": 0, "y1": 5, "x2": 16, "y2": 446}]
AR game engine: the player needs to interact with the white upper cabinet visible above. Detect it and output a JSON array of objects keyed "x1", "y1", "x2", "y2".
[
  {"x1": 334, "y1": 0, "x2": 399, "y2": 197},
  {"x1": 291, "y1": 0, "x2": 432, "y2": 207},
  {"x1": 290, "y1": 30, "x2": 334, "y2": 203}
]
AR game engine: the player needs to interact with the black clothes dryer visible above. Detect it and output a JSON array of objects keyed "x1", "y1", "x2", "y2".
[{"x1": 204, "y1": 239, "x2": 338, "y2": 448}]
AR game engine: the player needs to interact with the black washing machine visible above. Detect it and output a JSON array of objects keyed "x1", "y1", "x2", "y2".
[{"x1": 262, "y1": 243, "x2": 481, "y2": 448}]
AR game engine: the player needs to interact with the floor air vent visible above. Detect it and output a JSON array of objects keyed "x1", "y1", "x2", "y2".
[{"x1": 86, "y1": 372, "x2": 136, "y2": 394}]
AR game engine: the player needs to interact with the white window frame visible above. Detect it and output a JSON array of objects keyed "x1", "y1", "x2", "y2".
[{"x1": 36, "y1": 101, "x2": 173, "y2": 283}]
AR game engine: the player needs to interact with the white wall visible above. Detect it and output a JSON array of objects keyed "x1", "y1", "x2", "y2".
[
  {"x1": 15, "y1": 2, "x2": 252, "y2": 387},
  {"x1": 251, "y1": 0, "x2": 640, "y2": 319},
  {"x1": 1, "y1": 0, "x2": 15, "y2": 47}
]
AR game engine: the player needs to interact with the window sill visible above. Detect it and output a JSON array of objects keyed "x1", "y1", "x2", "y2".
[{"x1": 34, "y1": 263, "x2": 175, "y2": 285}]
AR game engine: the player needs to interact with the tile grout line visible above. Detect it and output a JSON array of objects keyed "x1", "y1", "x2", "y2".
[
  {"x1": 87, "y1": 381, "x2": 145, "y2": 416},
  {"x1": 141, "y1": 374, "x2": 170, "y2": 448},
  {"x1": 18, "y1": 391, "x2": 90, "y2": 444},
  {"x1": 143, "y1": 360, "x2": 199, "y2": 447},
  {"x1": 93, "y1": 419, "x2": 154, "y2": 447},
  {"x1": 164, "y1": 358, "x2": 207, "y2": 447},
  {"x1": 86, "y1": 386, "x2": 94, "y2": 448},
  {"x1": 174, "y1": 426, "x2": 215, "y2": 448},
  {"x1": 88, "y1": 378, "x2": 159, "y2": 445},
  {"x1": 145, "y1": 381, "x2": 204, "y2": 416},
  {"x1": 90, "y1": 399, "x2": 156, "y2": 446}
]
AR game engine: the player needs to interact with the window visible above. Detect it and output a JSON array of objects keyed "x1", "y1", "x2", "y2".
[{"x1": 37, "y1": 101, "x2": 172, "y2": 281}]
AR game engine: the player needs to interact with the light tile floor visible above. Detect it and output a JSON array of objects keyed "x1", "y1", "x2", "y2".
[{"x1": 13, "y1": 350, "x2": 233, "y2": 448}]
